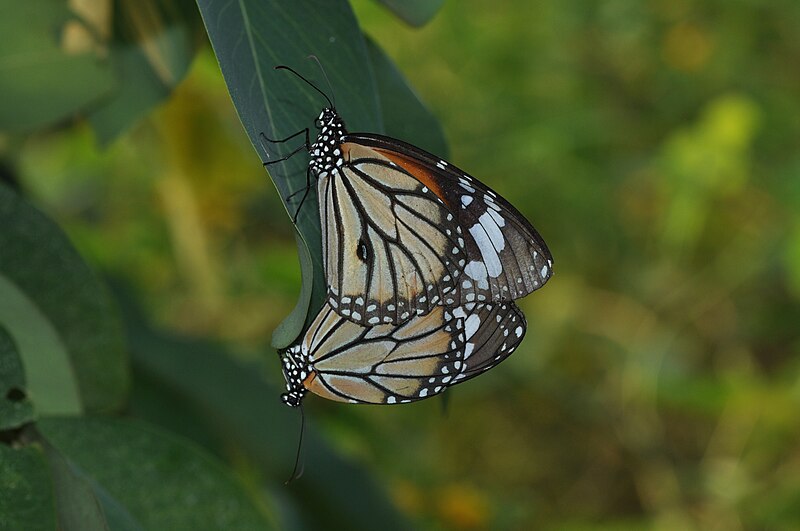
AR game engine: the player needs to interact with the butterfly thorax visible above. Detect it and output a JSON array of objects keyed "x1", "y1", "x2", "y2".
[
  {"x1": 309, "y1": 108, "x2": 347, "y2": 179},
  {"x1": 280, "y1": 345, "x2": 312, "y2": 407}
]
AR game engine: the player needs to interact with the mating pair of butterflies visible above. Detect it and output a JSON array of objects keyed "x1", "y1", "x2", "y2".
[{"x1": 267, "y1": 67, "x2": 553, "y2": 407}]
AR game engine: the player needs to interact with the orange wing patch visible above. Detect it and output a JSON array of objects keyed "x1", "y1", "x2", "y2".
[
  {"x1": 372, "y1": 147, "x2": 449, "y2": 203},
  {"x1": 340, "y1": 142, "x2": 448, "y2": 202}
]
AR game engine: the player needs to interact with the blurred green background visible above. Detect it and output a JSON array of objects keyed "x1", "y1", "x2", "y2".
[{"x1": 3, "y1": 0, "x2": 800, "y2": 529}]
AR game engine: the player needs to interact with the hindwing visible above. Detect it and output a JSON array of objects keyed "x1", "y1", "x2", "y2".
[{"x1": 281, "y1": 301, "x2": 526, "y2": 405}]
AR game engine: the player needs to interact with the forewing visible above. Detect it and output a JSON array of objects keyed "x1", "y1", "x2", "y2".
[
  {"x1": 320, "y1": 143, "x2": 466, "y2": 326},
  {"x1": 347, "y1": 133, "x2": 554, "y2": 304}
]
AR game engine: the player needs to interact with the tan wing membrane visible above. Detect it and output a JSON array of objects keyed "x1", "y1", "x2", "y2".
[
  {"x1": 281, "y1": 301, "x2": 527, "y2": 406},
  {"x1": 320, "y1": 143, "x2": 467, "y2": 326}
]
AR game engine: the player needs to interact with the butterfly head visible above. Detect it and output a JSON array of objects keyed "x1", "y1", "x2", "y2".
[
  {"x1": 314, "y1": 108, "x2": 339, "y2": 129},
  {"x1": 280, "y1": 344, "x2": 311, "y2": 407}
]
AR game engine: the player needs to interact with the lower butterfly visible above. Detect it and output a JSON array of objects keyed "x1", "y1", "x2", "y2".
[{"x1": 280, "y1": 300, "x2": 526, "y2": 406}]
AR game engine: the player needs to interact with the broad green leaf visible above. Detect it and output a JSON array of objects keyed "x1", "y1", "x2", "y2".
[
  {"x1": 196, "y1": 0, "x2": 382, "y2": 347},
  {"x1": 270, "y1": 233, "x2": 316, "y2": 348},
  {"x1": 90, "y1": 482, "x2": 145, "y2": 531},
  {"x1": 0, "y1": 444, "x2": 56, "y2": 531},
  {"x1": 117, "y1": 288, "x2": 410, "y2": 531},
  {"x1": 88, "y1": 0, "x2": 205, "y2": 144},
  {"x1": 374, "y1": 0, "x2": 445, "y2": 27},
  {"x1": 0, "y1": 325, "x2": 35, "y2": 430},
  {"x1": 0, "y1": 184, "x2": 128, "y2": 414},
  {"x1": 0, "y1": 0, "x2": 114, "y2": 132},
  {"x1": 39, "y1": 416, "x2": 275, "y2": 530},
  {"x1": 366, "y1": 36, "x2": 449, "y2": 158},
  {"x1": 40, "y1": 435, "x2": 109, "y2": 531}
]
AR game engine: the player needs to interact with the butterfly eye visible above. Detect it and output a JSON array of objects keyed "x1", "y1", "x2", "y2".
[{"x1": 315, "y1": 118, "x2": 324, "y2": 128}]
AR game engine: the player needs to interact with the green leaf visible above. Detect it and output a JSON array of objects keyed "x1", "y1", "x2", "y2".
[
  {"x1": 0, "y1": 325, "x2": 36, "y2": 430},
  {"x1": 88, "y1": 0, "x2": 205, "y2": 144},
  {"x1": 0, "y1": 184, "x2": 128, "y2": 414},
  {"x1": 196, "y1": 0, "x2": 382, "y2": 347},
  {"x1": 0, "y1": 444, "x2": 57, "y2": 531},
  {"x1": 116, "y1": 288, "x2": 410, "y2": 531},
  {"x1": 270, "y1": 233, "x2": 315, "y2": 348},
  {"x1": 366, "y1": 36, "x2": 449, "y2": 158},
  {"x1": 39, "y1": 416, "x2": 275, "y2": 530},
  {"x1": 0, "y1": 0, "x2": 115, "y2": 132},
  {"x1": 40, "y1": 435, "x2": 109, "y2": 531},
  {"x1": 374, "y1": 0, "x2": 445, "y2": 27}
]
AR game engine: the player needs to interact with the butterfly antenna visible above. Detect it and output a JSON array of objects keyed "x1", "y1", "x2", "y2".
[
  {"x1": 285, "y1": 404, "x2": 306, "y2": 485},
  {"x1": 307, "y1": 55, "x2": 337, "y2": 109},
  {"x1": 275, "y1": 65, "x2": 334, "y2": 109}
]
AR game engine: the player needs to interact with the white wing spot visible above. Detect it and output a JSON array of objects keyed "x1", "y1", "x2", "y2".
[
  {"x1": 464, "y1": 342, "x2": 475, "y2": 359},
  {"x1": 479, "y1": 211, "x2": 506, "y2": 252},
  {"x1": 464, "y1": 260, "x2": 489, "y2": 290},
  {"x1": 469, "y1": 223, "x2": 503, "y2": 277},
  {"x1": 487, "y1": 208, "x2": 506, "y2": 227},
  {"x1": 465, "y1": 314, "x2": 481, "y2": 339}
]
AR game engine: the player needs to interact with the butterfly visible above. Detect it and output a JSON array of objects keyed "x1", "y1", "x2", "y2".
[
  {"x1": 280, "y1": 300, "x2": 526, "y2": 406},
  {"x1": 263, "y1": 65, "x2": 553, "y2": 326}
]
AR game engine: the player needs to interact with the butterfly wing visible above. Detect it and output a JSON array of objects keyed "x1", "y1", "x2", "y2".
[
  {"x1": 297, "y1": 301, "x2": 525, "y2": 404},
  {"x1": 450, "y1": 302, "x2": 526, "y2": 384},
  {"x1": 345, "y1": 133, "x2": 554, "y2": 304},
  {"x1": 319, "y1": 142, "x2": 467, "y2": 325}
]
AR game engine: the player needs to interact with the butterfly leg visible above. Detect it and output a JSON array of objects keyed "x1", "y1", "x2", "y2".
[
  {"x1": 290, "y1": 167, "x2": 314, "y2": 224},
  {"x1": 260, "y1": 129, "x2": 311, "y2": 166},
  {"x1": 260, "y1": 128, "x2": 310, "y2": 146}
]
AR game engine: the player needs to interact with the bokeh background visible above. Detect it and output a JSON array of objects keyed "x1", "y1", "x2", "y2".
[{"x1": 5, "y1": 0, "x2": 800, "y2": 529}]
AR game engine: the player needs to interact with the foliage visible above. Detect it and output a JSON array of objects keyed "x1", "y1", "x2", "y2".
[
  {"x1": 2, "y1": 0, "x2": 800, "y2": 529},
  {"x1": 0, "y1": 0, "x2": 434, "y2": 527}
]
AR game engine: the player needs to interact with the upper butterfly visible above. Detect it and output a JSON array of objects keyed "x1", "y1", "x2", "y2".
[{"x1": 264, "y1": 65, "x2": 553, "y2": 326}]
